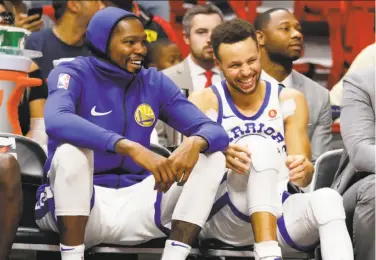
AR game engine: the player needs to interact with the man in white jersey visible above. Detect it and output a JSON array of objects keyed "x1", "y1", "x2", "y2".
[{"x1": 189, "y1": 19, "x2": 353, "y2": 260}]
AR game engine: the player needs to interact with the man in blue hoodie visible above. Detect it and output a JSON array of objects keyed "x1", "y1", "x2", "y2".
[{"x1": 34, "y1": 7, "x2": 229, "y2": 260}]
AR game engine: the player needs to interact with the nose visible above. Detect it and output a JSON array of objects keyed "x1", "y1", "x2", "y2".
[
  {"x1": 240, "y1": 65, "x2": 252, "y2": 77},
  {"x1": 207, "y1": 30, "x2": 213, "y2": 44},
  {"x1": 291, "y1": 28, "x2": 303, "y2": 41},
  {"x1": 134, "y1": 42, "x2": 147, "y2": 56}
]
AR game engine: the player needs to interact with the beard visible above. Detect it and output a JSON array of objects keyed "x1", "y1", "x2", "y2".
[{"x1": 191, "y1": 46, "x2": 214, "y2": 62}]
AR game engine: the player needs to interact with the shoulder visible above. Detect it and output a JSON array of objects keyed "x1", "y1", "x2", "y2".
[
  {"x1": 189, "y1": 87, "x2": 218, "y2": 111},
  {"x1": 293, "y1": 70, "x2": 329, "y2": 95},
  {"x1": 161, "y1": 60, "x2": 185, "y2": 77},
  {"x1": 343, "y1": 65, "x2": 375, "y2": 93},
  {"x1": 141, "y1": 67, "x2": 179, "y2": 90},
  {"x1": 292, "y1": 70, "x2": 329, "y2": 108},
  {"x1": 47, "y1": 57, "x2": 89, "y2": 82},
  {"x1": 25, "y1": 29, "x2": 52, "y2": 49},
  {"x1": 279, "y1": 86, "x2": 305, "y2": 103}
]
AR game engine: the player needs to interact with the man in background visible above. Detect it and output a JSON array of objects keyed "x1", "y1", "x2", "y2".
[
  {"x1": 157, "y1": 4, "x2": 224, "y2": 147},
  {"x1": 255, "y1": 8, "x2": 332, "y2": 161},
  {"x1": 335, "y1": 65, "x2": 375, "y2": 260},
  {"x1": 19, "y1": 0, "x2": 103, "y2": 141}
]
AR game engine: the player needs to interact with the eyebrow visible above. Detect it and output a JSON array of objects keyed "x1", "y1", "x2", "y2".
[
  {"x1": 122, "y1": 34, "x2": 147, "y2": 40},
  {"x1": 278, "y1": 21, "x2": 301, "y2": 27}
]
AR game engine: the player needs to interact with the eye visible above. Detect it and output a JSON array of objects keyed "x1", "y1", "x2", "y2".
[{"x1": 125, "y1": 40, "x2": 135, "y2": 45}]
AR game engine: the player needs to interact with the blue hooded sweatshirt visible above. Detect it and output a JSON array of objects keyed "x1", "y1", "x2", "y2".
[{"x1": 44, "y1": 7, "x2": 229, "y2": 187}]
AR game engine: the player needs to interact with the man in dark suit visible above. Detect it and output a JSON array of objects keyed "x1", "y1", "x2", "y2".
[
  {"x1": 254, "y1": 8, "x2": 332, "y2": 162},
  {"x1": 332, "y1": 65, "x2": 375, "y2": 260}
]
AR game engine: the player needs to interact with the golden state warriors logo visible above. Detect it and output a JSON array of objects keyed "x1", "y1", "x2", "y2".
[{"x1": 134, "y1": 104, "x2": 155, "y2": 127}]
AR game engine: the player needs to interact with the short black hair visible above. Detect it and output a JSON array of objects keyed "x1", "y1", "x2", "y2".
[
  {"x1": 254, "y1": 8, "x2": 290, "y2": 31},
  {"x1": 52, "y1": 0, "x2": 68, "y2": 21},
  {"x1": 211, "y1": 18, "x2": 258, "y2": 60}
]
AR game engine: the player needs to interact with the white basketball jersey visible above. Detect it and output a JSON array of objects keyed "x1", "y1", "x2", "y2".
[{"x1": 212, "y1": 80, "x2": 289, "y2": 193}]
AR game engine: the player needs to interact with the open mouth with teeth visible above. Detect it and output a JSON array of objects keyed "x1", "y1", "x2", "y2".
[
  {"x1": 128, "y1": 60, "x2": 143, "y2": 69},
  {"x1": 236, "y1": 76, "x2": 256, "y2": 91}
]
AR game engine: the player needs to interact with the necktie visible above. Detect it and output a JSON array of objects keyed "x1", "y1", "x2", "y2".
[{"x1": 204, "y1": 70, "x2": 214, "y2": 88}]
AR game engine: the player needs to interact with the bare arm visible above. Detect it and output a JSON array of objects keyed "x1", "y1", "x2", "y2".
[
  {"x1": 280, "y1": 88, "x2": 314, "y2": 187},
  {"x1": 189, "y1": 89, "x2": 251, "y2": 174},
  {"x1": 188, "y1": 88, "x2": 219, "y2": 119}
]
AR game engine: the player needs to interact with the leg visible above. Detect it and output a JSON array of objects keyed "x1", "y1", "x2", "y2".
[
  {"x1": 49, "y1": 144, "x2": 94, "y2": 260},
  {"x1": 245, "y1": 138, "x2": 283, "y2": 260},
  {"x1": 279, "y1": 188, "x2": 353, "y2": 260},
  {"x1": 162, "y1": 152, "x2": 226, "y2": 260},
  {"x1": 343, "y1": 175, "x2": 375, "y2": 260},
  {"x1": 0, "y1": 154, "x2": 22, "y2": 260}
]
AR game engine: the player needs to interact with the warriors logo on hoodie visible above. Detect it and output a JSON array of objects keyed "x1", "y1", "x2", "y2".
[{"x1": 134, "y1": 104, "x2": 155, "y2": 127}]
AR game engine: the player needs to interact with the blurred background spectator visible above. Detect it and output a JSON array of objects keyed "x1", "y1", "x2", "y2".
[{"x1": 146, "y1": 39, "x2": 182, "y2": 70}]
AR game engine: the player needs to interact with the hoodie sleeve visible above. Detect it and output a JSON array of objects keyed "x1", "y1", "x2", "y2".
[
  {"x1": 44, "y1": 67, "x2": 124, "y2": 153},
  {"x1": 157, "y1": 71, "x2": 229, "y2": 153}
]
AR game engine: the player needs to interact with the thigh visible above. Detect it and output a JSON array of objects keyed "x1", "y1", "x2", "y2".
[
  {"x1": 277, "y1": 193, "x2": 320, "y2": 253},
  {"x1": 105, "y1": 175, "x2": 184, "y2": 245}
]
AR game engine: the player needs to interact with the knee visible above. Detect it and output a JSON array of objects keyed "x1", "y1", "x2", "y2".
[
  {"x1": 241, "y1": 136, "x2": 282, "y2": 173},
  {"x1": 53, "y1": 144, "x2": 93, "y2": 180},
  {"x1": 310, "y1": 188, "x2": 346, "y2": 225},
  {"x1": 358, "y1": 176, "x2": 375, "y2": 204},
  {"x1": 0, "y1": 154, "x2": 21, "y2": 185}
]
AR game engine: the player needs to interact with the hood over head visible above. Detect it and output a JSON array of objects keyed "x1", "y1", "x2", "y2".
[{"x1": 86, "y1": 7, "x2": 140, "y2": 58}]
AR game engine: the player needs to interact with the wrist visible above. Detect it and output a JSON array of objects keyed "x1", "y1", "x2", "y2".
[
  {"x1": 115, "y1": 139, "x2": 139, "y2": 156},
  {"x1": 190, "y1": 136, "x2": 208, "y2": 152}
]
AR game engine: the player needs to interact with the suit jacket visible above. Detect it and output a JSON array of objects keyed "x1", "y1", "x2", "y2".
[
  {"x1": 289, "y1": 70, "x2": 332, "y2": 161},
  {"x1": 162, "y1": 58, "x2": 195, "y2": 94},
  {"x1": 339, "y1": 65, "x2": 375, "y2": 173},
  {"x1": 156, "y1": 58, "x2": 224, "y2": 147}
]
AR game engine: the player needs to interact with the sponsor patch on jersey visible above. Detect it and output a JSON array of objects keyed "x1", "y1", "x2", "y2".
[
  {"x1": 268, "y1": 109, "x2": 278, "y2": 119},
  {"x1": 134, "y1": 104, "x2": 155, "y2": 127},
  {"x1": 57, "y1": 73, "x2": 71, "y2": 90}
]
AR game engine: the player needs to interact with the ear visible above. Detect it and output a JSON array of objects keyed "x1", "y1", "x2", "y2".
[
  {"x1": 213, "y1": 56, "x2": 222, "y2": 72},
  {"x1": 256, "y1": 30, "x2": 266, "y2": 47},
  {"x1": 183, "y1": 30, "x2": 190, "y2": 46},
  {"x1": 66, "y1": 1, "x2": 80, "y2": 14}
]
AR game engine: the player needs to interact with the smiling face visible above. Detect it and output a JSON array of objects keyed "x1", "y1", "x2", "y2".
[
  {"x1": 215, "y1": 37, "x2": 261, "y2": 95},
  {"x1": 260, "y1": 10, "x2": 303, "y2": 61},
  {"x1": 108, "y1": 17, "x2": 148, "y2": 73}
]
